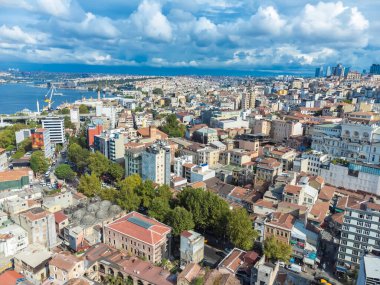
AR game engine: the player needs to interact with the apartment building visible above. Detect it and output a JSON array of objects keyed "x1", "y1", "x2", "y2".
[
  {"x1": 302, "y1": 150, "x2": 329, "y2": 176},
  {"x1": 256, "y1": 158, "x2": 282, "y2": 183},
  {"x1": 31, "y1": 128, "x2": 53, "y2": 158},
  {"x1": 41, "y1": 116, "x2": 65, "y2": 144},
  {"x1": 356, "y1": 252, "x2": 380, "y2": 285},
  {"x1": 174, "y1": 155, "x2": 193, "y2": 178},
  {"x1": 14, "y1": 207, "x2": 57, "y2": 248},
  {"x1": 241, "y1": 92, "x2": 256, "y2": 110},
  {"x1": 182, "y1": 144, "x2": 220, "y2": 167},
  {"x1": 49, "y1": 252, "x2": 85, "y2": 283},
  {"x1": 124, "y1": 145, "x2": 145, "y2": 177},
  {"x1": 180, "y1": 230, "x2": 204, "y2": 267},
  {"x1": 336, "y1": 200, "x2": 380, "y2": 273},
  {"x1": 141, "y1": 142, "x2": 171, "y2": 185},
  {"x1": 0, "y1": 224, "x2": 28, "y2": 256},
  {"x1": 94, "y1": 131, "x2": 125, "y2": 163},
  {"x1": 104, "y1": 211, "x2": 171, "y2": 263},
  {"x1": 264, "y1": 212, "x2": 296, "y2": 244},
  {"x1": 271, "y1": 120, "x2": 303, "y2": 143}
]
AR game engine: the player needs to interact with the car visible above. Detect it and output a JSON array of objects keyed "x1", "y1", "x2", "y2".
[
  {"x1": 278, "y1": 261, "x2": 286, "y2": 267},
  {"x1": 287, "y1": 264, "x2": 302, "y2": 273}
]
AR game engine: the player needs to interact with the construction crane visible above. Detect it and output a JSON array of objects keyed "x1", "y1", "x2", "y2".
[{"x1": 43, "y1": 84, "x2": 57, "y2": 111}]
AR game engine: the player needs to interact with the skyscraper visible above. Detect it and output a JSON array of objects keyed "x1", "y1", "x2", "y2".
[
  {"x1": 370, "y1": 64, "x2": 380, "y2": 75},
  {"x1": 315, "y1": 66, "x2": 324, "y2": 77},
  {"x1": 325, "y1": 66, "x2": 332, "y2": 77}
]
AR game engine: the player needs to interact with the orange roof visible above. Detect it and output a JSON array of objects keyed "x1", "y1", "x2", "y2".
[
  {"x1": 266, "y1": 212, "x2": 296, "y2": 230},
  {"x1": 284, "y1": 185, "x2": 302, "y2": 195},
  {"x1": 254, "y1": 199, "x2": 275, "y2": 209},
  {"x1": 49, "y1": 252, "x2": 82, "y2": 272},
  {"x1": 319, "y1": 186, "x2": 336, "y2": 201},
  {"x1": 0, "y1": 168, "x2": 31, "y2": 182},
  {"x1": 309, "y1": 202, "x2": 330, "y2": 223},
  {"x1": 137, "y1": 127, "x2": 168, "y2": 139},
  {"x1": 54, "y1": 210, "x2": 68, "y2": 224},
  {"x1": 21, "y1": 207, "x2": 50, "y2": 222},
  {"x1": 0, "y1": 271, "x2": 24, "y2": 285},
  {"x1": 106, "y1": 211, "x2": 171, "y2": 245}
]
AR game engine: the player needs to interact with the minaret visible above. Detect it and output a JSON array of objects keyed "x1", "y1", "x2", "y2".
[
  {"x1": 37, "y1": 100, "x2": 40, "y2": 113},
  {"x1": 97, "y1": 82, "x2": 101, "y2": 102}
]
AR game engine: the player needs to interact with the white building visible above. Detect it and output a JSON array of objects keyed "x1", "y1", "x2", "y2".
[
  {"x1": 336, "y1": 200, "x2": 380, "y2": 273},
  {"x1": 0, "y1": 224, "x2": 28, "y2": 256},
  {"x1": 42, "y1": 116, "x2": 65, "y2": 144},
  {"x1": 190, "y1": 164, "x2": 215, "y2": 183},
  {"x1": 70, "y1": 108, "x2": 80, "y2": 124},
  {"x1": 302, "y1": 151, "x2": 329, "y2": 176},
  {"x1": 320, "y1": 162, "x2": 380, "y2": 195},
  {"x1": 180, "y1": 230, "x2": 204, "y2": 268},
  {"x1": 356, "y1": 253, "x2": 380, "y2": 285},
  {"x1": 174, "y1": 155, "x2": 193, "y2": 178}
]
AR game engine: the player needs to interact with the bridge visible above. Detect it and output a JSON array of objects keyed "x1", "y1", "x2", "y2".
[{"x1": 0, "y1": 112, "x2": 96, "y2": 123}]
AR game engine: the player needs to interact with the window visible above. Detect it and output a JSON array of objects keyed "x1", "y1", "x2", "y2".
[
  {"x1": 342, "y1": 233, "x2": 348, "y2": 238},
  {"x1": 351, "y1": 257, "x2": 358, "y2": 263},
  {"x1": 365, "y1": 223, "x2": 371, "y2": 228},
  {"x1": 353, "y1": 243, "x2": 359, "y2": 248},
  {"x1": 357, "y1": 221, "x2": 363, "y2": 226},
  {"x1": 356, "y1": 228, "x2": 362, "y2": 234},
  {"x1": 345, "y1": 218, "x2": 351, "y2": 223},
  {"x1": 352, "y1": 250, "x2": 359, "y2": 256}
]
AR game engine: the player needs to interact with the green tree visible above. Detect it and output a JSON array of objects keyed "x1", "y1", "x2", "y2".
[
  {"x1": 136, "y1": 180, "x2": 156, "y2": 208},
  {"x1": 178, "y1": 187, "x2": 208, "y2": 230},
  {"x1": 78, "y1": 173, "x2": 101, "y2": 197},
  {"x1": 264, "y1": 236, "x2": 292, "y2": 262},
  {"x1": 159, "y1": 114, "x2": 186, "y2": 138},
  {"x1": 55, "y1": 164, "x2": 76, "y2": 181},
  {"x1": 67, "y1": 143, "x2": 90, "y2": 173},
  {"x1": 115, "y1": 174, "x2": 142, "y2": 211},
  {"x1": 148, "y1": 197, "x2": 171, "y2": 222},
  {"x1": 108, "y1": 162, "x2": 124, "y2": 182},
  {"x1": 30, "y1": 150, "x2": 49, "y2": 175},
  {"x1": 64, "y1": 116, "x2": 76, "y2": 129},
  {"x1": 205, "y1": 191, "x2": 230, "y2": 235},
  {"x1": 166, "y1": 207, "x2": 195, "y2": 236},
  {"x1": 88, "y1": 151, "x2": 109, "y2": 177},
  {"x1": 98, "y1": 187, "x2": 119, "y2": 201},
  {"x1": 226, "y1": 208, "x2": 257, "y2": 250},
  {"x1": 79, "y1": 104, "x2": 89, "y2": 114},
  {"x1": 152, "y1": 88, "x2": 163, "y2": 95},
  {"x1": 59, "y1": 108, "x2": 70, "y2": 115},
  {"x1": 156, "y1": 184, "x2": 173, "y2": 201}
]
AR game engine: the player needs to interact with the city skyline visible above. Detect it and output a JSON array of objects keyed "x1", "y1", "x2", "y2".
[{"x1": 0, "y1": 0, "x2": 379, "y2": 75}]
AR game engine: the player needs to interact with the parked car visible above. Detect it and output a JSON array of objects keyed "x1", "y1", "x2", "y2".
[{"x1": 287, "y1": 264, "x2": 302, "y2": 273}]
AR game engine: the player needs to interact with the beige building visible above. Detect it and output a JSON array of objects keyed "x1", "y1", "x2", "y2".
[
  {"x1": 182, "y1": 144, "x2": 220, "y2": 167},
  {"x1": 256, "y1": 158, "x2": 282, "y2": 183},
  {"x1": 219, "y1": 149, "x2": 253, "y2": 166},
  {"x1": 250, "y1": 119, "x2": 271, "y2": 135},
  {"x1": 271, "y1": 120, "x2": 303, "y2": 143},
  {"x1": 49, "y1": 252, "x2": 84, "y2": 284},
  {"x1": 241, "y1": 92, "x2": 256, "y2": 110},
  {"x1": 104, "y1": 211, "x2": 171, "y2": 263}
]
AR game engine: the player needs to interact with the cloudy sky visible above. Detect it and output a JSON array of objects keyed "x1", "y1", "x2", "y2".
[{"x1": 0, "y1": 0, "x2": 379, "y2": 74}]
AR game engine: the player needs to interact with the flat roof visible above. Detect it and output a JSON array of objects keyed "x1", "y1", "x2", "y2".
[{"x1": 364, "y1": 255, "x2": 380, "y2": 279}]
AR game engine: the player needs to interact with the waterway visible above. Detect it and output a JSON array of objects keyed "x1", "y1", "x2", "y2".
[{"x1": 0, "y1": 83, "x2": 97, "y2": 114}]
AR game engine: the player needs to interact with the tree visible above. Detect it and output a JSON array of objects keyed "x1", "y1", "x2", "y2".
[
  {"x1": 59, "y1": 108, "x2": 70, "y2": 115},
  {"x1": 115, "y1": 174, "x2": 142, "y2": 211},
  {"x1": 108, "y1": 162, "x2": 124, "y2": 182},
  {"x1": 64, "y1": 116, "x2": 76, "y2": 129},
  {"x1": 156, "y1": 184, "x2": 173, "y2": 201},
  {"x1": 166, "y1": 207, "x2": 194, "y2": 236},
  {"x1": 98, "y1": 187, "x2": 119, "y2": 201},
  {"x1": 152, "y1": 88, "x2": 163, "y2": 95},
  {"x1": 79, "y1": 104, "x2": 89, "y2": 114},
  {"x1": 30, "y1": 150, "x2": 49, "y2": 175},
  {"x1": 148, "y1": 197, "x2": 171, "y2": 222},
  {"x1": 136, "y1": 180, "x2": 156, "y2": 208},
  {"x1": 159, "y1": 114, "x2": 186, "y2": 138},
  {"x1": 226, "y1": 208, "x2": 258, "y2": 250},
  {"x1": 67, "y1": 143, "x2": 90, "y2": 173},
  {"x1": 55, "y1": 164, "x2": 76, "y2": 181},
  {"x1": 264, "y1": 236, "x2": 292, "y2": 262},
  {"x1": 78, "y1": 173, "x2": 101, "y2": 197},
  {"x1": 88, "y1": 151, "x2": 109, "y2": 177},
  {"x1": 178, "y1": 187, "x2": 208, "y2": 230}
]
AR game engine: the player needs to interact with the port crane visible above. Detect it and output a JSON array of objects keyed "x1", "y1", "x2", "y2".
[{"x1": 43, "y1": 84, "x2": 59, "y2": 111}]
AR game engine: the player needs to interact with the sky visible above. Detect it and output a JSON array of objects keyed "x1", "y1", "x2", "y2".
[{"x1": 0, "y1": 0, "x2": 379, "y2": 75}]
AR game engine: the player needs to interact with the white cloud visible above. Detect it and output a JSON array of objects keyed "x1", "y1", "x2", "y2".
[
  {"x1": 58, "y1": 12, "x2": 119, "y2": 38},
  {"x1": 130, "y1": 0, "x2": 172, "y2": 42},
  {"x1": 249, "y1": 6, "x2": 287, "y2": 35},
  {"x1": 293, "y1": 1, "x2": 369, "y2": 47},
  {"x1": 0, "y1": 25, "x2": 39, "y2": 44}
]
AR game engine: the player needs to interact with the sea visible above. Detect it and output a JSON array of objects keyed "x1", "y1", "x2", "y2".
[{"x1": 0, "y1": 83, "x2": 97, "y2": 114}]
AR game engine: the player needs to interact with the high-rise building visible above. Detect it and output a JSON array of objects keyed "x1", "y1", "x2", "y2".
[
  {"x1": 332, "y1": 63, "x2": 345, "y2": 77},
  {"x1": 142, "y1": 142, "x2": 171, "y2": 185},
  {"x1": 370, "y1": 64, "x2": 380, "y2": 75},
  {"x1": 336, "y1": 200, "x2": 380, "y2": 274},
  {"x1": 94, "y1": 130, "x2": 125, "y2": 163},
  {"x1": 325, "y1": 66, "x2": 332, "y2": 77},
  {"x1": 241, "y1": 92, "x2": 256, "y2": 110},
  {"x1": 31, "y1": 128, "x2": 53, "y2": 158},
  {"x1": 87, "y1": 119, "x2": 103, "y2": 148},
  {"x1": 315, "y1": 66, "x2": 324, "y2": 77},
  {"x1": 356, "y1": 252, "x2": 380, "y2": 285},
  {"x1": 41, "y1": 116, "x2": 65, "y2": 144},
  {"x1": 125, "y1": 146, "x2": 145, "y2": 177}
]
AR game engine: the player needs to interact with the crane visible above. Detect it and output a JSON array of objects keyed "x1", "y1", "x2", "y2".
[{"x1": 43, "y1": 84, "x2": 57, "y2": 111}]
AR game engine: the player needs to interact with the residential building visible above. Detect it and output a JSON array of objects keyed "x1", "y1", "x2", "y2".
[
  {"x1": 181, "y1": 144, "x2": 220, "y2": 167},
  {"x1": 13, "y1": 244, "x2": 52, "y2": 284},
  {"x1": 0, "y1": 168, "x2": 33, "y2": 191},
  {"x1": 256, "y1": 158, "x2": 282, "y2": 183},
  {"x1": 31, "y1": 128, "x2": 53, "y2": 158},
  {"x1": 302, "y1": 150, "x2": 329, "y2": 176},
  {"x1": 264, "y1": 212, "x2": 296, "y2": 244},
  {"x1": 0, "y1": 224, "x2": 28, "y2": 256},
  {"x1": 251, "y1": 256, "x2": 279, "y2": 285},
  {"x1": 41, "y1": 116, "x2": 65, "y2": 144},
  {"x1": 87, "y1": 120, "x2": 103, "y2": 147},
  {"x1": 104, "y1": 211, "x2": 171, "y2": 263},
  {"x1": 15, "y1": 128, "x2": 31, "y2": 144},
  {"x1": 336, "y1": 200, "x2": 380, "y2": 273},
  {"x1": 190, "y1": 164, "x2": 215, "y2": 183},
  {"x1": 241, "y1": 92, "x2": 256, "y2": 110},
  {"x1": 108, "y1": 132, "x2": 125, "y2": 163},
  {"x1": 124, "y1": 145, "x2": 145, "y2": 177},
  {"x1": 177, "y1": 263, "x2": 203, "y2": 285},
  {"x1": 14, "y1": 207, "x2": 57, "y2": 248},
  {"x1": 356, "y1": 252, "x2": 380, "y2": 285},
  {"x1": 174, "y1": 155, "x2": 193, "y2": 178},
  {"x1": 142, "y1": 142, "x2": 171, "y2": 185},
  {"x1": 271, "y1": 120, "x2": 303, "y2": 143},
  {"x1": 180, "y1": 230, "x2": 204, "y2": 267},
  {"x1": 192, "y1": 127, "x2": 218, "y2": 144},
  {"x1": 49, "y1": 252, "x2": 85, "y2": 283}
]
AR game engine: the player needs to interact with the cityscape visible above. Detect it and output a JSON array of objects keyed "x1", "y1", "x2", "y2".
[{"x1": 0, "y1": 1, "x2": 380, "y2": 285}]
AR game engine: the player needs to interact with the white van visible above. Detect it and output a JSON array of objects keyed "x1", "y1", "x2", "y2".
[{"x1": 287, "y1": 264, "x2": 302, "y2": 273}]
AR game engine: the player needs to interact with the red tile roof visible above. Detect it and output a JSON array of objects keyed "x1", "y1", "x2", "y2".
[
  {"x1": 54, "y1": 210, "x2": 68, "y2": 224},
  {"x1": 106, "y1": 211, "x2": 171, "y2": 245},
  {"x1": 284, "y1": 185, "x2": 302, "y2": 195},
  {"x1": 0, "y1": 271, "x2": 24, "y2": 285},
  {"x1": 0, "y1": 168, "x2": 31, "y2": 182}
]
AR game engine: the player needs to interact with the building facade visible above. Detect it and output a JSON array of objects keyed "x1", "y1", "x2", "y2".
[
  {"x1": 41, "y1": 116, "x2": 65, "y2": 144},
  {"x1": 142, "y1": 143, "x2": 171, "y2": 185}
]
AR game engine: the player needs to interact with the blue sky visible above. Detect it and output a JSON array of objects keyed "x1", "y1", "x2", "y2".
[{"x1": 0, "y1": 0, "x2": 379, "y2": 75}]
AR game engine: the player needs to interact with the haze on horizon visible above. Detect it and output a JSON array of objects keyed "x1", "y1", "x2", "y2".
[{"x1": 0, "y1": 0, "x2": 379, "y2": 75}]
